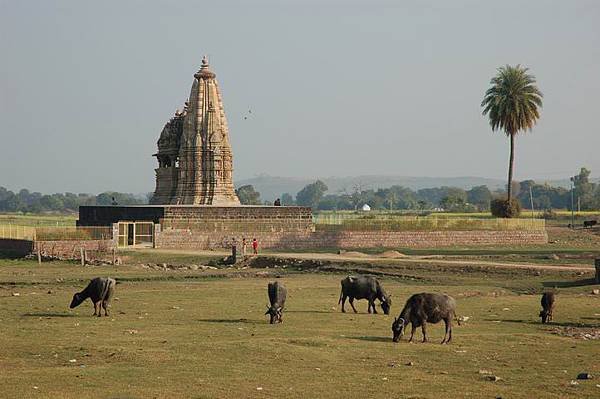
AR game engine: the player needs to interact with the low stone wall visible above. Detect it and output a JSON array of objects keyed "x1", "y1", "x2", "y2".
[
  {"x1": 34, "y1": 239, "x2": 116, "y2": 259},
  {"x1": 155, "y1": 229, "x2": 313, "y2": 250},
  {"x1": 155, "y1": 229, "x2": 548, "y2": 250},
  {"x1": 0, "y1": 238, "x2": 35, "y2": 256},
  {"x1": 306, "y1": 230, "x2": 549, "y2": 249}
]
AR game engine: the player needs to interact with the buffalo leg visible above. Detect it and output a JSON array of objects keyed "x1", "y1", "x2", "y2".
[
  {"x1": 421, "y1": 322, "x2": 428, "y2": 343},
  {"x1": 102, "y1": 301, "x2": 109, "y2": 316},
  {"x1": 408, "y1": 325, "x2": 416, "y2": 343},
  {"x1": 371, "y1": 299, "x2": 378, "y2": 314},
  {"x1": 341, "y1": 295, "x2": 347, "y2": 313},
  {"x1": 93, "y1": 302, "x2": 100, "y2": 317},
  {"x1": 349, "y1": 298, "x2": 358, "y2": 313},
  {"x1": 441, "y1": 318, "x2": 451, "y2": 344}
]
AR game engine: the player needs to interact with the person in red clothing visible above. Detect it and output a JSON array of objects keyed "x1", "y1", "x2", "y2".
[{"x1": 252, "y1": 238, "x2": 258, "y2": 255}]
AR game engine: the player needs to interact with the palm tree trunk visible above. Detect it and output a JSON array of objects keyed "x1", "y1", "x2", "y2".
[{"x1": 507, "y1": 133, "x2": 515, "y2": 201}]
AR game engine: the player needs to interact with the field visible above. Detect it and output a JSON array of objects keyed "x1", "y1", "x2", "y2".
[
  {"x1": 0, "y1": 213, "x2": 77, "y2": 226},
  {"x1": 1, "y1": 250, "x2": 600, "y2": 398}
]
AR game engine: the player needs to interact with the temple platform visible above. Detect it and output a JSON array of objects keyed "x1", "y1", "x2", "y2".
[{"x1": 78, "y1": 205, "x2": 314, "y2": 249}]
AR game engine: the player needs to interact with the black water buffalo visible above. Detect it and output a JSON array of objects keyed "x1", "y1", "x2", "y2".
[
  {"x1": 391, "y1": 293, "x2": 456, "y2": 344},
  {"x1": 70, "y1": 277, "x2": 116, "y2": 317},
  {"x1": 265, "y1": 281, "x2": 287, "y2": 324},
  {"x1": 540, "y1": 292, "x2": 555, "y2": 324},
  {"x1": 583, "y1": 220, "x2": 597, "y2": 228},
  {"x1": 338, "y1": 275, "x2": 391, "y2": 315}
]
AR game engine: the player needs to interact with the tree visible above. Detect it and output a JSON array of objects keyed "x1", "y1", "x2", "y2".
[
  {"x1": 481, "y1": 65, "x2": 543, "y2": 206},
  {"x1": 235, "y1": 185, "x2": 261, "y2": 205},
  {"x1": 296, "y1": 180, "x2": 328, "y2": 208},
  {"x1": 280, "y1": 193, "x2": 295, "y2": 206},
  {"x1": 467, "y1": 185, "x2": 492, "y2": 211},
  {"x1": 572, "y1": 167, "x2": 595, "y2": 210}
]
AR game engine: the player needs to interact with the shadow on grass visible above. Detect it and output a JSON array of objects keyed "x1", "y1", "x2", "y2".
[
  {"x1": 542, "y1": 278, "x2": 597, "y2": 288},
  {"x1": 348, "y1": 336, "x2": 391, "y2": 343},
  {"x1": 488, "y1": 318, "x2": 600, "y2": 328},
  {"x1": 197, "y1": 318, "x2": 258, "y2": 324},
  {"x1": 22, "y1": 312, "x2": 75, "y2": 318}
]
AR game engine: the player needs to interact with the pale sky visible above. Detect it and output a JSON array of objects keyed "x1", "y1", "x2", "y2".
[{"x1": 1, "y1": 0, "x2": 599, "y2": 194}]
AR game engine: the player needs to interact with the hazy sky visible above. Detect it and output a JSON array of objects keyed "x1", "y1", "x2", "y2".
[{"x1": 1, "y1": 0, "x2": 599, "y2": 194}]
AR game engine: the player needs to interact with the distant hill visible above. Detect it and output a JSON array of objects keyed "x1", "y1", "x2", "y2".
[{"x1": 236, "y1": 175, "x2": 507, "y2": 202}]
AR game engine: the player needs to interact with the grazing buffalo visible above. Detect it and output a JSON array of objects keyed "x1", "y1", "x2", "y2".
[
  {"x1": 540, "y1": 292, "x2": 555, "y2": 324},
  {"x1": 583, "y1": 220, "x2": 597, "y2": 229},
  {"x1": 265, "y1": 281, "x2": 287, "y2": 324},
  {"x1": 70, "y1": 277, "x2": 116, "y2": 317},
  {"x1": 391, "y1": 293, "x2": 456, "y2": 344},
  {"x1": 338, "y1": 275, "x2": 392, "y2": 315}
]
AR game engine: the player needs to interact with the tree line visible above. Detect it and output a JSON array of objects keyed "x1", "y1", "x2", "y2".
[
  {"x1": 236, "y1": 167, "x2": 599, "y2": 212},
  {"x1": 1, "y1": 166, "x2": 596, "y2": 214},
  {"x1": 0, "y1": 188, "x2": 146, "y2": 213}
]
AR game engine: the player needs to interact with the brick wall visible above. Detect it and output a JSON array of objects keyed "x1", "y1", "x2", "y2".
[
  {"x1": 155, "y1": 229, "x2": 548, "y2": 250},
  {"x1": 306, "y1": 230, "x2": 549, "y2": 249},
  {"x1": 34, "y1": 239, "x2": 116, "y2": 259}
]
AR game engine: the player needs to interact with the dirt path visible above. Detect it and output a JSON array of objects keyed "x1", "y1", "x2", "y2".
[{"x1": 144, "y1": 249, "x2": 595, "y2": 272}]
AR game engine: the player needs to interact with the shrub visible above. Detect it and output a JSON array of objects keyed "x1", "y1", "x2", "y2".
[
  {"x1": 542, "y1": 208, "x2": 557, "y2": 220},
  {"x1": 490, "y1": 198, "x2": 521, "y2": 218}
]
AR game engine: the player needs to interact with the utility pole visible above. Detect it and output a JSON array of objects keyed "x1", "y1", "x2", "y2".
[
  {"x1": 570, "y1": 176, "x2": 575, "y2": 228},
  {"x1": 529, "y1": 186, "x2": 535, "y2": 219}
]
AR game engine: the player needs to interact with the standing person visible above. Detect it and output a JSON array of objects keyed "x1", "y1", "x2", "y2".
[
  {"x1": 242, "y1": 238, "x2": 247, "y2": 256},
  {"x1": 230, "y1": 237, "x2": 237, "y2": 264},
  {"x1": 252, "y1": 238, "x2": 258, "y2": 255}
]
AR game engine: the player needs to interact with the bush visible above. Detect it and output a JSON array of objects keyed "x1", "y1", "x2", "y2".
[
  {"x1": 490, "y1": 198, "x2": 521, "y2": 218},
  {"x1": 542, "y1": 208, "x2": 557, "y2": 220}
]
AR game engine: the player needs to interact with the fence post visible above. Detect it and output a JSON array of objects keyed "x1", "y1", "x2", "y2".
[
  {"x1": 80, "y1": 248, "x2": 85, "y2": 266},
  {"x1": 595, "y1": 259, "x2": 600, "y2": 284},
  {"x1": 37, "y1": 246, "x2": 41, "y2": 265},
  {"x1": 112, "y1": 248, "x2": 116, "y2": 265}
]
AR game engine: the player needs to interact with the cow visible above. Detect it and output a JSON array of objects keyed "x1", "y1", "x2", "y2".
[
  {"x1": 338, "y1": 275, "x2": 392, "y2": 315},
  {"x1": 391, "y1": 293, "x2": 456, "y2": 344},
  {"x1": 265, "y1": 281, "x2": 287, "y2": 324},
  {"x1": 70, "y1": 277, "x2": 116, "y2": 317},
  {"x1": 540, "y1": 292, "x2": 555, "y2": 324},
  {"x1": 583, "y1": 220, "x2": 597, "y2": 229}
]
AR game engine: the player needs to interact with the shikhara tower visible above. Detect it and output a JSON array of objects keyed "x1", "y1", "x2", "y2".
[{"x1": 151, "y1": 57, "x2": 240, "y2": 205}]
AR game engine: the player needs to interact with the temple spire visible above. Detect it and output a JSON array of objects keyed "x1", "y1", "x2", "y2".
[{"x1": 151, "y1": 58, "x2": 240, "y2": 206}]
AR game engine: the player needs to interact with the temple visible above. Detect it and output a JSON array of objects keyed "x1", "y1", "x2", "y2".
[{"x1": 151, "y1": 57, "x2": 240, "y2": 205}]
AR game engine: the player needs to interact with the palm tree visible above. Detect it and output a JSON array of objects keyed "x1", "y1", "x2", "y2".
[{"x1": 481, "y1": 65, "x2": 543, "y2": 202}]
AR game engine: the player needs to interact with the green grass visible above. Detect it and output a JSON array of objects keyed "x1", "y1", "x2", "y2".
[
  {"x1": 1, "y1": 258, "x2": 599, "y2": 398},
  {"x1": 0, "y1": 213, "x2": 77, "y2": 226}
]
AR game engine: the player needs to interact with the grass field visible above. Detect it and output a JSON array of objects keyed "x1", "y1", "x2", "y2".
[
  {"x1": 0, "y1": 213, "x2": 77, "y2": 226},
  {"x1": 1, "y1": 257, "x2": 599, "y2": 398}
]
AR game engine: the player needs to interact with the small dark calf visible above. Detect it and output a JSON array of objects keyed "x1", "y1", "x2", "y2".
[
  {"x1": 338, "y1": 275, "x2": 392, "y2": 315},
  {"x1": 391, "y1": 293, "x2": 456, "y2": 344},
  {"x1": 70, "y1": 277, "x2": 116, "y2": 317},
  {"x1": 583, "y1": 220, "x2": 597, "y2": 229},
  {"x1": 265, "y1": 281, "x2": 287, "y2": 324},
  {"x1": 540, "y1": 292, "x2": 555, "y2": 324}
]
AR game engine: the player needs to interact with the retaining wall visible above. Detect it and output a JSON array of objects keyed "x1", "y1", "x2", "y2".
[{"x1": 155, "y1": 229, "x2": 548, "y2": 250}]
